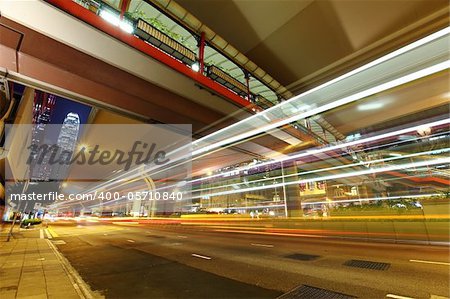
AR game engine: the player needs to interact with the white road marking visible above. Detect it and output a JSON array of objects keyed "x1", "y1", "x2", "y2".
[
  {"x1": 177, "y1": 235, "x2": 188, "y2": 238},
  {"x1": 386, "y1": 294, "x2": 415, "y2": 299},
  {"x1": 430, "y1": 295, "x2": 449, "y2": 299},
  {"x1": 409, "y1": 259, "x2": 450, "y2": 266},
  {"x1": 40, "y1": 229, "x2": 44, "y2": 239},
  {"x1": 191, "y1": 253, "x2": 211, "y2": 260},
  {"x1": 127, "y1": 239, "x2": 135, "y2": 243},
  {"x1": 52, "y1": 240, "x2": 66, "y2": 245},
  {"x1": 44, "y1": 229, "x2": 52, "y2": 239},
  {"x1": 251, "y1": 243, "x2": 274, "y2": 248}
]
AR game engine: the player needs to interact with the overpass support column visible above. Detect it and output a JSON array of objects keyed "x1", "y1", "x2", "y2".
[
  {"x1": 281, "y1": 161, "x2": 302, "y2": 218},
  {"x1": 198, "y1": 32, "x2": 205, "y2": 75}
]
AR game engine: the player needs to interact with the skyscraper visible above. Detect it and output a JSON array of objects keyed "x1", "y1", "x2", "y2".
[
  {"x1": 32, "y1": 91, "x2": 56, "y2": 124},
  {"x1": 30, "y1": 92, "x2": 57, "y2": 180},
  {"x1": 51, "y1": 112, "x2": 80, "y2": 181}
]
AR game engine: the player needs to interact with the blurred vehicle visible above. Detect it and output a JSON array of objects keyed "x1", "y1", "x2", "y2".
[
  {"x1": 410, "y1": 201, "x2": 423, "y2": 209},
  {"x1": 391, "y1": 203, "x2": 407, "y2": 209}
]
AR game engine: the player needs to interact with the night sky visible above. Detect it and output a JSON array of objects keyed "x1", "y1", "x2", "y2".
[
  {"x1": 50, "y1": 96, "x2": 92, "y2": 125},
  {"x1": 31, "y1": 88, "x2": 92, "y2": 143},
  {"x1": 13, "y1": 82, "x2": 92, "y2": 125}
]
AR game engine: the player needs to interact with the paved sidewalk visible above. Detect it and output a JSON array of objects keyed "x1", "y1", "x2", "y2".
[{"x1": 0, "y1": 225, "x2": 96, "y2": 299}]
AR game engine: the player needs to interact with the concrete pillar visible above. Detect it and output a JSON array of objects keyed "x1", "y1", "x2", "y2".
[
  {"x1": 131, "y1": 199, "x2": 141, "y2": 217},
  {"x1": 282, "y1": 161, "x2": 302, "y2": 217}
]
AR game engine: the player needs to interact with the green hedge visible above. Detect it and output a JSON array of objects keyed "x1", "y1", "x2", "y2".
[{"x1": 21, "y1": 218, "x2": 42, "y2": 226}]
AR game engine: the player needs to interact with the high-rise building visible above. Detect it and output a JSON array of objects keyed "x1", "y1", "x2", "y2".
[
  {"x1": 32, "y1": 91, "x2": 56, "y2": 125},
  {"x1": 30, "y1": 92, "x2": 57, "y2": 180},
  {"x1": 51, "y1": 113, "x2": 80, "y2": 181}
]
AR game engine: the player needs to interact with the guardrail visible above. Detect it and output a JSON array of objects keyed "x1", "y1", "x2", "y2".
[
  {"x1": 207, "y1": 65, "x2": 248, "y2": 98},
  {"x1": 255, "y1": 95, "x2": 275, "y2": 109},
  {"x1": 135, "y1": 18, "x2": 196, "y2": 66}
]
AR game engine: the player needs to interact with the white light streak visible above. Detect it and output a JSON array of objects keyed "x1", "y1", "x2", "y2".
[
  {"x1": 191, "y1": 158, "x2": 450, "y2": 199},
  {"x1": 190, "y1": 119, "x2": 450, "y2": 184},
  {"x1": 190, "y1": 148, "x2": 450, "y2": 194},
  {"x1": 192, "y1": 27, "x2": 450, "y2": 154},
  {"x1": 193, "y1": 61, "x2": 450, "y2": 156}
]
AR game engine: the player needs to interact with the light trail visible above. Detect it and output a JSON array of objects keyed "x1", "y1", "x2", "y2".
[
  {"x1": 409, "y1": 259, "x2": 450, "y2": 266},
  {"x1": 193, "y1": 193, "x2": 440, "y2": 211},
  {"x1": 65, "y1": 135, "x2": 448, "y2": 210},
  {"x1": 139, "y1": 131, "x2": 449, "y2": 194},
  {"x1": 192, "y1": 27, "x2": 450, "y2": 153},
  {"x1": 67, "y1": 28, "x2": 450, "y2": 197},
  {"x1": 190, "y1": 148, "x2": 450, "y2": 194},
  {"x1": 193, "y1": 60, "x2": 450, "y2": 156},
  {"x1": 188, "y1": 157, "x2": 450, "y2": 199},
  {"x1": 189, "y1": 118, "x2": 450, "y2": 184}
]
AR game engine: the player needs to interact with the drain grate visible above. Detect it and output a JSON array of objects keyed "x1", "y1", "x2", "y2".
[
  {"x1": 284, "y1": 253, "x2": 320, "y2": 261},
  {"x1": 278, "y1": 285, "x2": 356, "y2": 299},
  {"x1": 344, "y1": 259, "x2": 390, "y2": 271}
]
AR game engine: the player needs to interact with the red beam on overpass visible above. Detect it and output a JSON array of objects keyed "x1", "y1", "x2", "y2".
[
  {"x1": 119, "y1": 0, "x2": 130, "y2": 20},
  {"x1": 45, "y1": 0, "x2": 254, "y2": 110},
  {"x1": 198, "y1": 32, "x2": 205, "y2": 76},
  {"x1": 386, "y1": 171, "x2": 450, "y2": 186}
]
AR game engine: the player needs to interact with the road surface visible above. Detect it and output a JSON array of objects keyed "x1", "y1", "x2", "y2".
[{"x1": 44, "y1": 220, "x2": 449, "y2": 298}]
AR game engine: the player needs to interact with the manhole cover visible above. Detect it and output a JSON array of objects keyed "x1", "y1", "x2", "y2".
[
  {"x1": 278, "y1": 285, "x2": 356, "y2": 299},
  {"x1": 344, "y1": 259, "x2": 390, "y2": 271},
  {"x1": 285, "y1": 253, "x2": 320, "y2": 261}
]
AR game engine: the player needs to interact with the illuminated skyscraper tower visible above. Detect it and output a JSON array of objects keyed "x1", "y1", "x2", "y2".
[{"x1": 52, "y1": 113, "x2": 80, "y2": 181}]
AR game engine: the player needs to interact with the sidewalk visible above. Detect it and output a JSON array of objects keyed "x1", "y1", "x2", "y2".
[{"x1": 0, "y1": 224, "x2": 97, "y2": 299}]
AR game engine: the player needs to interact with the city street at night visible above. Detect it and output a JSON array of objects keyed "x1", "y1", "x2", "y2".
[
  {"x1": 23, "y1": 220, "x2": 448, "y2": 299},
  {"x1": 1, "y1": 0, "x2": 449, "y2": 298}
]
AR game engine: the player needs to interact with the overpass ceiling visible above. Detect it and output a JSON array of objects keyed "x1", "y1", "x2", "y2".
[
  {"x1": 322, "y1": 71, "x2": 450, "y2": 135},
  {"x1": 2, "y1": 0, "x2": 448, "y2": 153},
  {"x1": 176, "y1": 0, "x2": 448, "y2": 87}
]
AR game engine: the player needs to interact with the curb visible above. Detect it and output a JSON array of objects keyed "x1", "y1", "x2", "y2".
[{"x1": 46, "y1": 239, "x2": 104, "y2": 299}]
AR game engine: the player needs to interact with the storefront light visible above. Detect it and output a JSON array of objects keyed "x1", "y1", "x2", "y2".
[
  {"x1": 191, "y1": 62, "x2": 200, "y2": 72},
  {"x1": 99, "y1": 10, "x2": 120, "y2": 26},
  {"x1": 99, "y1": 9, "x2": 134, "y2": 34}
]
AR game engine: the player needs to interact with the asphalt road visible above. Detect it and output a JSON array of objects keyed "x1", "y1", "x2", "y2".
[{"x1": 47, "y1": 221, "x2": 450, "y2": 299}]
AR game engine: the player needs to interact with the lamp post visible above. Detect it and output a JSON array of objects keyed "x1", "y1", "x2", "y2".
[
  {"x1": 7, "y1": 180, "x2": 29, "y2": 241},
  {"x1": 138, "y1": 166, "x2": 156, "y2": 218}
]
